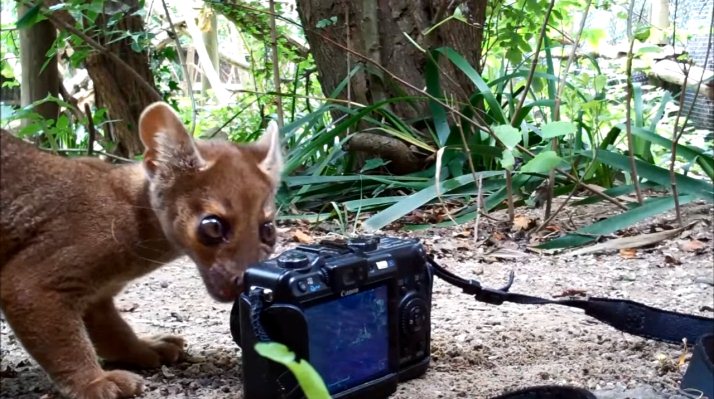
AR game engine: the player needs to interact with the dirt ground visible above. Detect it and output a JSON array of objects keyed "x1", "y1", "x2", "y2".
[{"x1": 1, "y1": 201, "x2": 713, "y2": 399}]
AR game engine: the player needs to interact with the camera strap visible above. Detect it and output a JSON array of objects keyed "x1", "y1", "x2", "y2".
[{"x1": 426, "y1": 256, "x2": 714, "y2": 399}]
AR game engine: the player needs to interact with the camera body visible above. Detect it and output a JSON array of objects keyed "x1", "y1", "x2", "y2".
[{"x1": 230, "y1": 236, "x2": 433, "y2": 399}]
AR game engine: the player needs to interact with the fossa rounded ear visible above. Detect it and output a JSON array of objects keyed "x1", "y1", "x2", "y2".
[
  {"x1": 139, "y1": 102, "x2": 205, "y2": 177},
  {"x1": 251, "y1": 120, "x2": 283, "y2": 186}
]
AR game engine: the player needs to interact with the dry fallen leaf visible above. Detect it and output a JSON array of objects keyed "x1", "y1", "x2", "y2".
[
  {"x1": 291, "y1": 229, "x2": 313, "y2": 244},
  {"x1": 512, "y1": 214, "x2": 536, "y2": 232},
  {"x1": 680, "y1": 239, "x2": 707, "y2": 252},
  {"x1": 619, "y1": 248, "x2": 638, "y2": 259},
  {"x1": 491, "y1": 231, "x2": 507, "y2": 242}
]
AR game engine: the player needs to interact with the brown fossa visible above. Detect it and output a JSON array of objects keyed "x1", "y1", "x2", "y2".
[{"x1": 0, "y1": 102, "x2": 283, "y2": 399}]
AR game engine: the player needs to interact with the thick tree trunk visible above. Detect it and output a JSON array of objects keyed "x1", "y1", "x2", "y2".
[
  {"x1": 19, "y1": 3, "x2": 59, "y2": 128},
  {"x1": 296, "y1": 0, "x2": 485, "y2": 121},
  {"x1": 83, "y1": 0, "x2": 160, "y2": 158},
  {"x1": 295, "y1": 0, "x2": 486, "y2": 172}
]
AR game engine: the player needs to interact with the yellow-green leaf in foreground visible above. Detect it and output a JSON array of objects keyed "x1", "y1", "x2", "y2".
[{"x1": 254, "y1": 342, "x2": 331, "y2": 399}]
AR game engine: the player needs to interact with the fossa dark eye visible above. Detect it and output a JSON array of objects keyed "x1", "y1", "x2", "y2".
[
  {"x1": 259, "y1": 221, "x2": 276, "y2": 246},
  {"x1": 197, "y1": 215, "x2": 229, "y2": 246}
]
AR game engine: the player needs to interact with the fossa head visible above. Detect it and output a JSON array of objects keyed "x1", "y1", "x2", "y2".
[{"x1": 138, "y1": 102, "x2": 283, "y2": 302}]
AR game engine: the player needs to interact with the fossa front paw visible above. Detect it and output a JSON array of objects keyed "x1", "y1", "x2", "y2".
[
  {"x1": 141, "y1": 334, "x2": 185, "y2": 366},
  {"x1": 74, "y1": 370, "x2": 143, "y2": 399},
  {"x1": 104, "y1": 335, "x2": 185, "y2": 369}
]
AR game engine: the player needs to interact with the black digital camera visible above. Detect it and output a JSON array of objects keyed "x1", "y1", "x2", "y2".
[{"x1": 230, "y1": 236, "x2": 433, "y2": 399}]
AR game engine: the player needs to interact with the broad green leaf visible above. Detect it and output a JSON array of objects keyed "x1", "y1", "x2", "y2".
[
  {"x1": 583, "y1": 149, "x2": 714, "y2": 200},
  {"x1": 537, "y1": 195, "x2": 695, "y2": 249},
  {"x1": 16, "y1": 5, "x2": 41, "y2": 29},
  {"x1": 521, "y1": 151, "x2": 562, "y2": 174},
  {"x1": 622, "y1": 124, "x2": 714, "y2": 178},
  {"x1": 425, "y1": 51, "x2": 450, "y2": 146},
  {"x1": 434, "y1": 47, "x2": 507, "y2": 124},
  {"x1": 594, "y1": 75, "x2": 607, "y2": 93},
  {"x1": 254, "y1": 343, "x2": 330, "y2": 399},
  {"x1": 636, "y1": 45, "x2": 663, "y2": 55},
  {"x1": 344, "y1": 196, "x2": 403, "y2": 211},
  {"x1": 634, "y1": 25, "x2": 651, "y2": 42},
  {"x1": 501, "y1": 149, "x2": 515, "y2": 170},
  {"x1": 360, "y1": 158, "x2": 389, "y2": 172},
  {"x1": 374, "y1": 127, "x2": 435, "y2": 152},
  {"x1": 493, "y1": 124, "x2": 521, "y2": 149},
  {"x1": 540, "y1": 121, "x2": 576, "y2": 139},
  {"x1": 572, "y1": 181, "x2": 660, "y2": 206},
  {"x1": 363, "y1": 171, "x2": 503, "y2": 231}
]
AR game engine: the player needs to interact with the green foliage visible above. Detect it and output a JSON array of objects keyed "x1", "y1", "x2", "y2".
[
  {"x1": 254, "y1": 342, "x2": 330, "y2": 399},
  {"x1": 5, "y1": 0, "x2": 713, "y2": 251}
]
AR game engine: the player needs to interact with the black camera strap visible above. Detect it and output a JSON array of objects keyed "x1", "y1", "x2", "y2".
[{"x1": 426, "y1": 256, "x2": 714, "y2": 399}]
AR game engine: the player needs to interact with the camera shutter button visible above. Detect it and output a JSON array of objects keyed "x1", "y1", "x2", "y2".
[{"x1": 277, "y1": 251, "x2": 310, "y2": 269}]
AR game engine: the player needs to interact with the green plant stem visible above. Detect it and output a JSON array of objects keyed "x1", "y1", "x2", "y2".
[
  {"x1": 510, "y1": 0, "x2": 556, "y2": 126},
  {"x1": 504, "y1": 0, "x2": 554, "y2": 222},
  {"x1": 670, "y1": 6, "x2": 713, "y2": 226},
  {"x1": 544, "y1": 0, "x2": 592, "y2": 221},
  {"x1": 669, "y1": 63, "x2": 690, "y2": 226},
  {"x1": 268, "y1": 0, "x2": 284, "y2": 128},
  {"x1": 624, "y1": 35, "x2": 644, "y2": 205}
]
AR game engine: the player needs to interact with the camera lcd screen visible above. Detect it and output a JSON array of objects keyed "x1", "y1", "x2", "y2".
[{"x1": 304, "y1": 285, "x2": 389, "y2": 393}]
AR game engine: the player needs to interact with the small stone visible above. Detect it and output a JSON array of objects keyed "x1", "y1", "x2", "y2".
[{"x1": 161, "y1": 365, "x2": 174, "y2": 378}]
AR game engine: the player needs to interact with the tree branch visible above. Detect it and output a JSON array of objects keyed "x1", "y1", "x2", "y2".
[{"x1": 40, "y1": 6, "x2": 162, "y2": 102}]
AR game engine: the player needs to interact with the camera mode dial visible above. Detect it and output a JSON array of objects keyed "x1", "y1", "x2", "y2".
[
  {"x1": 347, "y1": 236, "x2": 380, "y2": 252},
  {"x1": 400, "y1": 296, "x2": 428, "y2": 334},
  {"x1": 277, "y1": 251, "x2": 310, "y2": 269}
]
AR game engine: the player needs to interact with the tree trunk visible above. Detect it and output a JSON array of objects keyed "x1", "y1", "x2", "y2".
[
  {"x1": 295, "y1": 0, "x2": 486, "y2": 172},
  {"x1": 201, "y1": 8, "x2": 219, "y2": 96},
  {"x1": 81, "y1": 0, "x2": 159, "y2": 158},
  {"x1": 649, "y1": 0, "x2": 669, "y2": 45},
  {"x1": 19, "y1": 3, "x2": 59, "y2": 129}
]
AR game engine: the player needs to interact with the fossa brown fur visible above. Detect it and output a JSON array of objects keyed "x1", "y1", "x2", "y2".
[{"x1": 0, "y1": 102, "x2": 283, "y2": 398}]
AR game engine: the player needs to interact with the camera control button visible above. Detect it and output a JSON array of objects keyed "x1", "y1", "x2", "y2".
[
  {"x1": 277, "y1": 251, "x2": 310, "y2": 269},
  {"x1": 401, "y1": 297, "x2": 428, "y2": 334},
  {"x1": 297, "y1": 280, "x2": 308, "y2": 292},
  {"x1": 347, "y1": 237, "x2": 379, "y2": 252}
]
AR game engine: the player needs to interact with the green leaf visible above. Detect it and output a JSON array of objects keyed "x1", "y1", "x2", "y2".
[
  {"x1": 434, "y1": 47, "x2": 507, "y2": 124},
  {"x1": 425, "y1": 51, "x2": 450, "y2": 146},
  {"x1": 594, "y1": 75, "x2": 607, "y2": 93},
  {"x1": 362, "y1": 171, "x2": 502, "y2": 231},
  {"x1": 16, "y1": 5, "x2": 41, "y2": 29},
  {"x1": 316, "y1": 16, "x2": 337, "y2": 28},
  {"x1": 500, "y1": 149, "x2": 515, "y2": 170},
  {"x1": 360, "y1": 158, "x2": 389, "y2": 172},
  {"x1": 583, "y1": 149, "x2": 714, "y2": 200},
  {"x1": 540, "y1": 121, "x2": 576, "y2": 139},
  {"x1": 521, "y1": 151, "x2": 562, "y2": 174},
  {"x1": 493, "y1": 124, "x2": 521, "y2": 149},
  {"x1": 537, "y1": 195, "x2": 696, "y2": 249},
  {"x1": 634, "y1": 25, "x2": 651, "y2": 42},
  {"x1": 254, "y1": 343, "x2": 330, "y2": 399}
]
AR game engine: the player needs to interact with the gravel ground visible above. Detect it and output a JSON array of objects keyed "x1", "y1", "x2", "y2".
[{"x1": 1, "y1": 203, "x2": 713, "y2": 399}]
